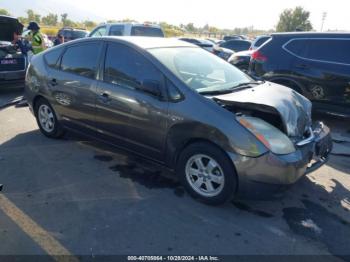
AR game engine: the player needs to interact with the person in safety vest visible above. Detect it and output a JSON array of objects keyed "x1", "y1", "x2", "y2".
[{"x1": 27, "y1": 21, "x2": 45, "y2": 55}]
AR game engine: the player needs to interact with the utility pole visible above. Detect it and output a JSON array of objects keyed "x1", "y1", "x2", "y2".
[{"x1": 320, "y1": 12, "x2": 327, "y2": 32}]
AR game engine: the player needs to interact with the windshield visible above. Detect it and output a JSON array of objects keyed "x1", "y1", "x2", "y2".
[{"x1": 149, "y1": 47, "x2": 253, "y2": 94}]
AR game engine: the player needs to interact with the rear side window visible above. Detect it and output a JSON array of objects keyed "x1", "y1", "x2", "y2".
[
  {"x1": 305, "y1": 39, "x2": 350, "y2": 64},
  {"x1": 284, "y1": 39, "x2": 307, "y2": 57},
  {"x1": 60, "y1": 42, "x2": 101, "y2": 79},
  {"x1": 109, "y1": 25, "x2": 124, "y2": 36},
  {"x1": 285, "y1": 38, "x2": 350, "y2": 65},
  {"x1": 131, "y1": 26, "x2": 164, "y2": 37},
  {"x1": 104, "y1": 42, "x2": 163, "y2": 95},
  {"x1": 44, "y1": 47, "x2": 63, "y2": 68}
]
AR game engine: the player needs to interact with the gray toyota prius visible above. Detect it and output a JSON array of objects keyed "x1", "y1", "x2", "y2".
[{"x1": 25, "y1": 37, "x2": 332, "y2": 204}]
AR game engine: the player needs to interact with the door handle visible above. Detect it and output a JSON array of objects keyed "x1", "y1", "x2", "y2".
[
  {"x1": 99, "y1": 92, "x2": 111, "y2": 103},
  {"x1": 50, "y1": 78, "x2": 58, "y2": 86}
]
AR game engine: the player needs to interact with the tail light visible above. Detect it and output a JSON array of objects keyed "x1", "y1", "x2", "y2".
[{"x1": 251, "y1": 50, "x2": 267, "y2": 62}]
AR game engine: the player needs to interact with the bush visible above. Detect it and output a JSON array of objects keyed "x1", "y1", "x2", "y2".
[{"x1": 41, "y1": 27, "x2": 59, "y2": 37}]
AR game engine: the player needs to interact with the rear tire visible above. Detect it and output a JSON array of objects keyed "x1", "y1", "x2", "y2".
[
  {"x1": 34, "y1": 98, "x2": 65, "y2": 138},
  {"x1": 176, "y1": 142, "x2": 237, "y2": 205}
]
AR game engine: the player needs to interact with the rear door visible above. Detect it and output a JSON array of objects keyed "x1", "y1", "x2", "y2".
[
  {"x1": 96, "y1": 42, "x2": 169, "y2": 160},
  {"x1": 47, "y1": 41, "x2": 103, "y2": 134},
  {"x1": 288, "y1": 38, "x2": 350, "y2": 108}
]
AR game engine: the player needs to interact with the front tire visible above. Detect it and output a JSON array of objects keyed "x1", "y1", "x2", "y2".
[
  {"x1": 177, "y1": 142, "x2": 237, "y2": 205},
  {"x1": 35, "y1": 98, "x2": 65, "y2": 138}
]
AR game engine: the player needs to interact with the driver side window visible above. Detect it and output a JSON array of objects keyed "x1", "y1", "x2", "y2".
[
  {"x1": 90, "y1": 26, "x2": 107, "y2": 37},
  {"x1": 103, "y1": 42, "x2": 163, "y2": 97}
]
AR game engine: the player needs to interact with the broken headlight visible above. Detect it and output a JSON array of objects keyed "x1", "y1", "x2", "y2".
[{"x1": 238, "y1": 116, "x2": 295, "y2": 155}]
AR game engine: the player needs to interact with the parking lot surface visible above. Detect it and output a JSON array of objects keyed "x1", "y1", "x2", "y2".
[{"x1": 0, "y1": 93, "x2": 350, "y2": 260}]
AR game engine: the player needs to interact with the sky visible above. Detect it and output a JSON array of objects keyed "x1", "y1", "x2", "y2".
[{"x1": 1, "y1": 0, "x2": 350, "y2": 31}]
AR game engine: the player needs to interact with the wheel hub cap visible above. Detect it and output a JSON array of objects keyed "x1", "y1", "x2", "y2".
[
  {"x1": 38, "y1": 104, "x2": 55, "y2": 133},
  {"x1": 185, "y1": 154, "x2": 225, "y2": 197}
]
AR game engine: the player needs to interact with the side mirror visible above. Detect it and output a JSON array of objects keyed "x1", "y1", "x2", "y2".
[{"x1": 141, "y1": 79, "x2": 161, "y2": 97}]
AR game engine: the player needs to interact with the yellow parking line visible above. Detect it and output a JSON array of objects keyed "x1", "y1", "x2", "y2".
[{"x1": 0, "y1": 194, "x2": 79, "y2": 262}]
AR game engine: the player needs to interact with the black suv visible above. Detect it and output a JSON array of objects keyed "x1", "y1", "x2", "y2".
[
  {"x1": 249, "y1": 32, "x2": 350, "y2": 117},
  {"x1": 58, "y1": 28, "x2": 89, "y2": 42}
]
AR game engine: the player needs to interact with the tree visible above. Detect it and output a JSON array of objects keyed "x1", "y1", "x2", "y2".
[
  {"x1": 26, "y1": 9, "x2": 41, "y2": 23},
  {"x1": 184, "y1": 23, "x2": 195, "y2": 33},
  {"x1": 276, "y1": 6, "x2": 313, "y2": 32},
  {"x1": 61, "y1": 13, "x2": 76, "y2": 27},
  {"x1": 61, "y1": 13, "x2": 68, "y2": 25},
  {"x1": 0, "y1": 8, "x2": 11, "y2": 16},
  {"x1": 83, "y1": 20, "x2": 97, "y2": 29},
  {"x1": 42, "y1": 13, "x2": 58, "y2": 26},
  {"x1": 18, "y1": 17, "x2": 28, "y2": 24}
]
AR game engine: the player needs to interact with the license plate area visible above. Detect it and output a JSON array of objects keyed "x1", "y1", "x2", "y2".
[{"x1": 1, "y1": 59, "x2": 18, "y2": 65}]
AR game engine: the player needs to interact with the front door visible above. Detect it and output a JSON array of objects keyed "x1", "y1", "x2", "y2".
[{"x1": 95, "y1": 42, "x2": 169, "y2": 161}]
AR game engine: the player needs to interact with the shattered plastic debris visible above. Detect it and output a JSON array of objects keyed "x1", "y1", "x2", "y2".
[{"x1": 301, "y1": 219, "x2": 322, "y2": 234}]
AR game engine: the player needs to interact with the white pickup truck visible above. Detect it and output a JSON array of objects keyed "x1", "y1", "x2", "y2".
[{"x1": 88, "y1": 23, "x2": 164, "y2": 38}]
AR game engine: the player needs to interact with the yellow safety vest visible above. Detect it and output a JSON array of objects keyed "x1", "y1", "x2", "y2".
[{"x1": 30, "y1": 32, "x2": 45, "y2": 54}]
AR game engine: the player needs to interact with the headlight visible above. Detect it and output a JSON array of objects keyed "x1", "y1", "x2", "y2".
[{"x1": 238, "y1": 116, "x2": 295, "y2": 155}]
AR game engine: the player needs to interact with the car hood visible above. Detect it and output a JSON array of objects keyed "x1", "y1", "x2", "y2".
[
  {"x1": 0, "y1": 16, "x2": 23, "y2": 42},
  {"x1": 212, "y1": 82, "x2": 312, "y2": 137}
]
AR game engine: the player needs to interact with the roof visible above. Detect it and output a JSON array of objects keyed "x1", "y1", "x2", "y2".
[
  {"x1": 98, "y1": 22, "x2": 162, "y2": 29},
  {"x1": 100, "y1": 36, "x2": 196, "y2": 49},
  {"x1": 272, "y1": 32, "x2": 350, "y2": 38}
]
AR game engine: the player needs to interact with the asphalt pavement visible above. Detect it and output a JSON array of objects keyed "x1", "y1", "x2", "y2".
[{"x1": 0, "y1": 92, "x2": 349, "y2": 261}]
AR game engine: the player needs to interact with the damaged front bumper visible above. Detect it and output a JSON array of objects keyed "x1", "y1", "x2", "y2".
[{"x1": 230, "y1": 121, "x2": 332, "y2": 198}]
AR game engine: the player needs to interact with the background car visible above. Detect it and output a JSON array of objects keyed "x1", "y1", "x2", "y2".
[
  {"x1": 249, "y1": 32, "x2": 350, "y2": 117},
  {"x1": 227, "y1": 36, "x2": 270, "y2": 71},
  {"x1": 223, "y1": 35, "x2": 244, "y2": 41},
  {"x1": 212, "y1": 45, "x2": 234, "y2": 60},
  {"x1": 249, "y1": 35, "x2": 270, "y2": 50},
  {"x1": 89, "y1": 23, "x2": 164, "y2": 37},
  {"x1": 228, "y1": 50, "x2": 253, "y2": 71},
  {"x1": 205, "y1": 38, "x2": 224, "y2": 45},
  {"x1": 25, "y1": 37, "x2": 332, "y2": 204},
  {"x1": 213, "y1": 39, "x2": 251, "y2": 61},
  {"x1": 218, "y1": 39, "x2": 252, "y2": 52},
  {"x1": 0, "y1": 15, "x2": 26, "y2": 88},
  {"x1": 178, "y1": 38, "x2": 214, "y2": 52},
  {"x1": 57, "y1": 28, "x2": 89, "y2": 42}
]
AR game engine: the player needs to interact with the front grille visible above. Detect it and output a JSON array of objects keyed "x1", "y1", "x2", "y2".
[{"x1": 0, "y1": 57, "x2": 25, "y2": 72}]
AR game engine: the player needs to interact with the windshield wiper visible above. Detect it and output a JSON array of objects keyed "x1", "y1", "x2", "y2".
[
  {"x1": 198, "y1": 89, "x2": 236, "y2": 95},
  {"x1": 232, "y1": 81, "x2": 261, "y2": 89},
  {"x1": 198, "y1": 81, "x2": 263, "y2": 95}
]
